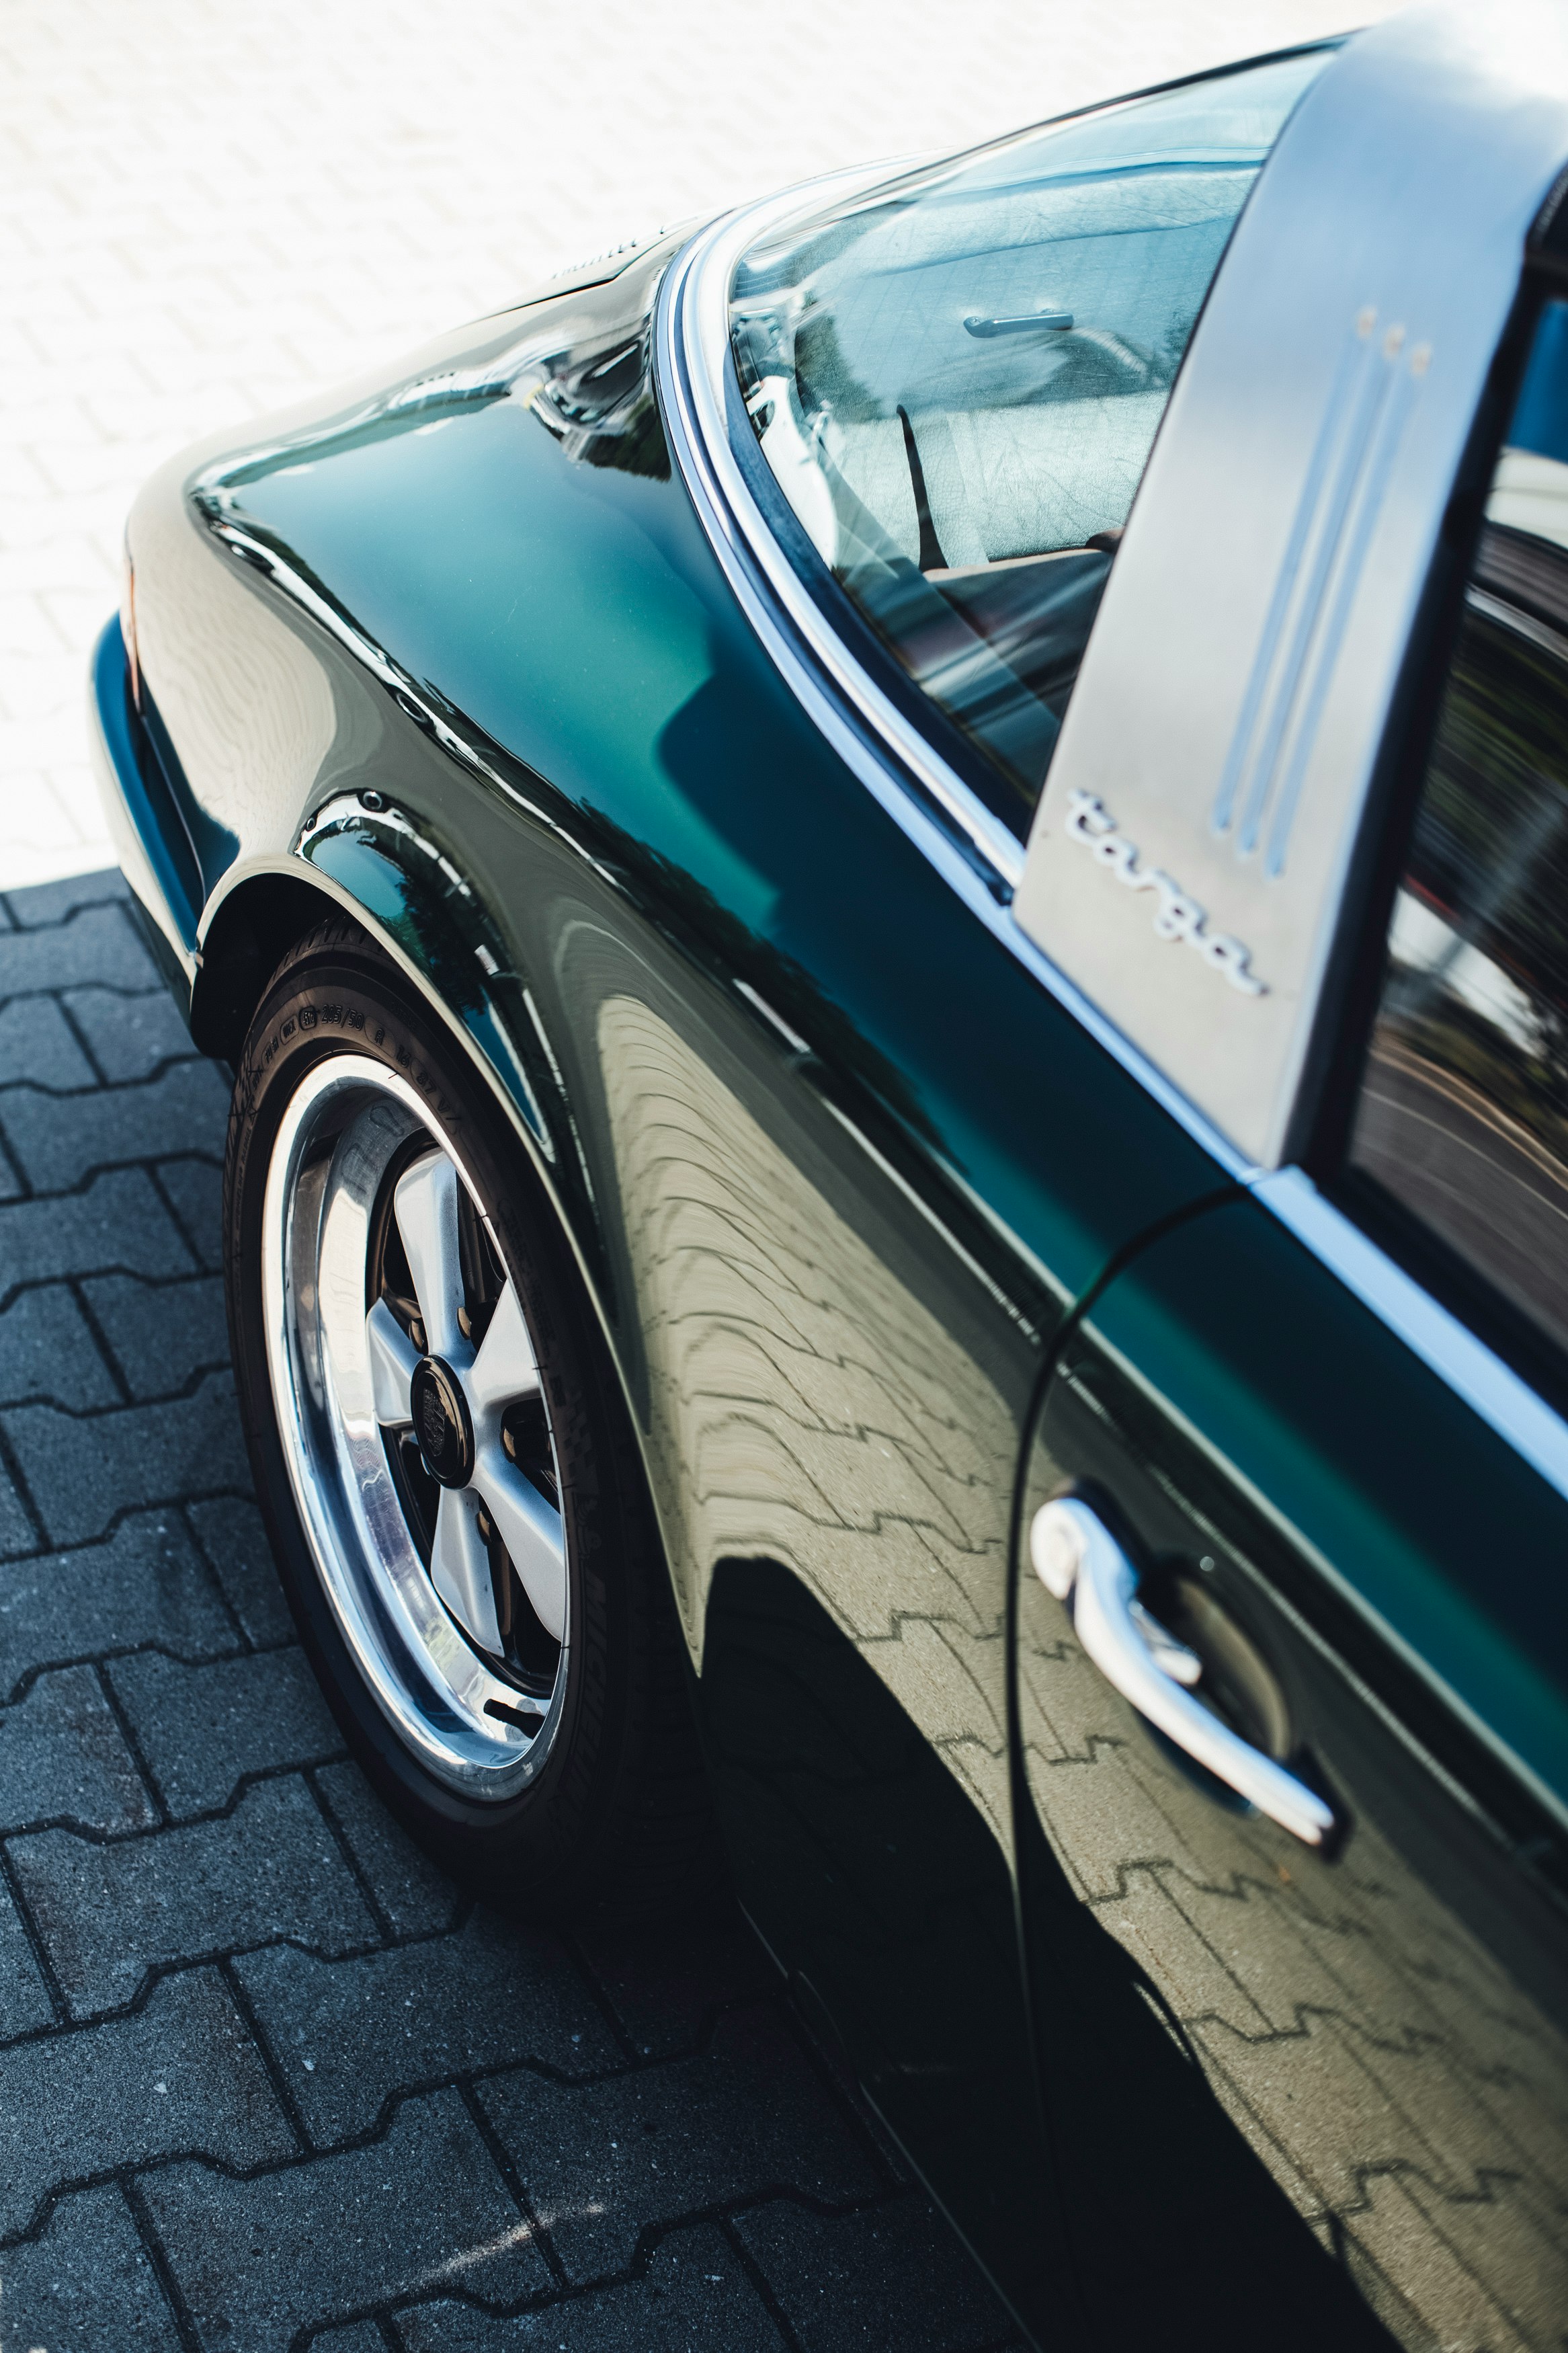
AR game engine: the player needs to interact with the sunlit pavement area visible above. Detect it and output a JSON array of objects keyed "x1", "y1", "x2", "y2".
[
  {"x1": 3, "y1": 0, "x2": 1385, "y2": 892},
  {"x1": 1, "y1": 3, "x2": 1391, "y2": 2346}
]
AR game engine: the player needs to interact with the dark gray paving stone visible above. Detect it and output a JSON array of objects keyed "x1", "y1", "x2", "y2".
[
  {"x1": 0, "y1": 1168, "x2": 196, "y2": 1298},
  {"x1": 9, "y1": 1776, "x2": 378, "y2": 2014},
  {"x1": 575, "y1": 1905, "x2": 776, "y2": 2061},
  {"x1": 313, "y1": 2330, "x2": 389, "y2": 2353},
  {"x1": 0, "y1": 1510, "x2": 235, "y2": 1699},
  {"x1": 4, "y1": 868, "x2": 130, "y2": 929},
  {"x1": 108, "y1": 1646, "x2": 342, "y2": 1817},
  {"x1": 60, "y1": 984, "x2": 196, "y2": 1081},
  {"x1": 397, "y1": 2223, "x2": 784, "y2": 2352},
  {"x1": 315, "y1": 1759, "x2": 460, "y2": 1938},
  {"x1": 0, "y1": 994, "x2": 96, "y2": 1087},
  {"x1": 0, "y1": 1871, "x2": 54, "y2": 2035},
  {"x1": 480, "y1": 2006, "x2": 880, "y2": 2282},
  {"x1": 0, "y1": 2182, "x2": 183, "y2": 2352},
  {"x1": 185, "y1": 1495, "x2": 292, "y2": 1645},
  {"x1": 0, "y1": 1281, "x2": 122, "y2": 1408},
  {"x1": 0, "y1": 902, "x2": 153, "y2": 991},
  {"x1": 0, "y1": 1663, "x2": 154, "y2": 1834},
  {"x1": 0, "y1": 1063, "x2": 230, "y2": 1191},
  {"x1": 735, "y1": 2197, "x2": 1021, "y2": 2352},
  {"x1": 0, "y1": 1127, "x2": 23, "y2": 1201},
  {"x1": 0, "y1": 1455, "x2": 38, "y2": 1557},
  {"x1": 3, "y1": 1368, "x2": 251, "y2": 1548},
  {"x1": 0, "y1": 1966, "x2": 293, "y2": 2236},
  {"x1": 157, "y1": 1152, "x2": 224, "y2": 1269},
  {"x1": 81, "y1": 1271, "x2": 229, "y2": 1400},
  {"x1": 236, "y1": 1915, "x2": 616, "y2": 2144},
  {"x1": 144, "y1": 2087, "x2": 548, "y2": 2353}
]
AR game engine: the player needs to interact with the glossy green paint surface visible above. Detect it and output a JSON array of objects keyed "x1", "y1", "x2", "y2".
[
  {"x1": 114, "y1": 253, "x2": 1241, "y2": 2341},
  {"x1": 1014, "y1": 1188, "x2": 1568, "y2": 2346},
  {"x1": 185, "y1": 262, "x2": 1232, "y2": 1310},
  {"x1": 1076, "y1": 1191, "x2": 1568, "y2": 1814},
  {"x1": 100, "y1": 226, "x2": 1568, "y2": 2346}
]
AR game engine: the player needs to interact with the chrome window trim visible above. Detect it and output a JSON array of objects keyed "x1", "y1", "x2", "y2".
[
  {"x1": 653, "y1": 65, "x2": 1568, "y2": 1517},
  {"x1": 654, "y1": 183, "x2": 1256, "y2": 1186},
  {"x1": 1251, "y1": 1164, "x2": 1568, "y2": 1509},
  {"x1": 659, "y1": 169, "x2": 1027, "y2": 891}
]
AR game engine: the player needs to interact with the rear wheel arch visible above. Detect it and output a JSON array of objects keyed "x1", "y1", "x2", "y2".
[
  {"x1": 193, "y1": 867, "x2": 337, "y2": 1062},
  {"x1": 221, "y1": 911, "x2": 718, "y2": 1912}
]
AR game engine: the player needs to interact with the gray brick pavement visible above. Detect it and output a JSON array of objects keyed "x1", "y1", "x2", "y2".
[
  {"x1": 107, "y1": 1646, "x2": 344, "y2": 1817},
  {"x1": 0, "y1": 1511, "x2": 235, "y2": 1692},
  {"x1": 0, "y1": 1164, "x2": 197, "y2": 1292},
  {"x1": 79, "y1": 1268, "x2": 231, "y2": 1399},
  {"x1": 3, "y1": 1366, "x2": 253, "y2": 1548},
  {"x1": 0, "y1": 1662, "x2": 155, "y2": 1835},
  {"x1": 0, "y1": 2184, "x2": 184, "y2": 2353},
  {"x1": 398, "y1": 2227, "x2": 781, "y2": 2352},
  {"x1": 1, "y1": 1968, "x2": 296, "y2": 2235},
  {"x1": 0, "y1": 1056, "x2": 231, "y2": 1191},
  {"x1": 0, "y1": 870, "x2": 1023, "y2": 2350},
  {"x1": 233, "y1": 1921, "x2": 620, "y2": 2143},
  {"x1": 143, "y1": 2091, "x2": 554, "y2": 2353},
  {"x1": 477, "y1": 2009, "x2": 883, "y2": 2282},
  {"x1": 0, "y1": 1277, "x2": 124, "y2": 1404},
  {"x1": 187, "y1": 1495, "x2": 298, "y2": 1646},
  {"x1": 13, "y1": 1776, "x2": 380, "y2": 2014}
]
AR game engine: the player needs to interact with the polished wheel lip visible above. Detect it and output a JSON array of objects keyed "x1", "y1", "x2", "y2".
[{"x1": 261, "y1": 1052, "x2": 569, "y2": 1798}]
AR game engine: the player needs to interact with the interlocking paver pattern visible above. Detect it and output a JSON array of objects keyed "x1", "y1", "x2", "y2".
[
  {"x1": 142, "y1": 2090, "x2": 554, "y2": 2353},
  {"x1": 1, "y1": 1968, "x2": 296, "y2": 2235},
  {"x1": 0, "y1": 868, "x2": 1023, "y2": 2349},
  {"x1": 0, "y1": 2184, "x2": 185, "y2": 2353},
  {"x1": 0, "y1": 1662, "x2": 156, "y2": 1835},
  {"x1": 107, "y1": 1646, "x2": 344, "y2": 1817}
]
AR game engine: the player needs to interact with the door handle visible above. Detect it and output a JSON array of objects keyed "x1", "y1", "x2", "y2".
[{"x1": 1030, "y1": 1497, "x2": 1335, "y2": 1849}]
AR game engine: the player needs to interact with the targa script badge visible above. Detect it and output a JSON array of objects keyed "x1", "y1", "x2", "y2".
[{"x1": 1064, "y1": 792, "x2": 1266, "y2": 998}]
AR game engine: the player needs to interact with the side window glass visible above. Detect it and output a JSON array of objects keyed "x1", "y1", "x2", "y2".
[
  {"x1": 1348, "y1": 294, "x2": 1568, "y2": 1374},
  {"x1": 730, "y1": 52, "x2": 1330, "y2": 837}
]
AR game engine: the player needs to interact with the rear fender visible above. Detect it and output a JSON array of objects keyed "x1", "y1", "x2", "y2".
[{"x1": 195, "y1": 803, "x2": 600, "y2": 1307}]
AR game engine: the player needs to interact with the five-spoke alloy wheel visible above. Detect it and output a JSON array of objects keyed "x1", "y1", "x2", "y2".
[
  {"x1": 265, "y1": 1054, "x2": 569, "y2": 1796},
  {"x1": 224, "y1": 917, "x2": 712, "y2": 1914}
]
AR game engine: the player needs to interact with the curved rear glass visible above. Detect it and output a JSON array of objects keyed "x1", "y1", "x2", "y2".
[{"x1": 731, "y1": 50, "x2": 1332, "y2": 838}]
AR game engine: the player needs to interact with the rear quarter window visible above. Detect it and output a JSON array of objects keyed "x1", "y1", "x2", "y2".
[
  {"x1": 1348, "y1": 293, "x2": 1568, "y2": 1386},
  {"x1": 730, "y1": 50, "x2": 1331, "y2": 836}
]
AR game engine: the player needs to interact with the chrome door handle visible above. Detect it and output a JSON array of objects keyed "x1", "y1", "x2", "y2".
[{"x1": 1030, "y1": 1497, "x2": 1335, "y2": 1849}]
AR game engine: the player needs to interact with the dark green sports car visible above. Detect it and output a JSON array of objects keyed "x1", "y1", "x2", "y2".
[{"x1": 91, "y1": 7, "x2": 1568, "y2": 2344}]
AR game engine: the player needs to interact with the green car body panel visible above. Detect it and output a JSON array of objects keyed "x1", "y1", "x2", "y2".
[
  {"x1": 1018, "y1": 1190, "x2": 1568, "y2": 2344},
  {"x1": 91, "y1": 199, "x2": 1568, "y2": 2345},
  {"x1": 101, "y1": 249, "x2": 1233, "y2": 2329}
]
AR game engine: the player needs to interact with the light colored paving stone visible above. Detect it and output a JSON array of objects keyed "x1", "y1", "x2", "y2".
[{"x1": 0, "y1": 0, "x2": 1389, "y2": 889}]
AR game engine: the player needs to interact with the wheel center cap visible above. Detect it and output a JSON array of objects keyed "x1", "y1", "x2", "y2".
[{"x1": 409, "y1": 1356, "x2": 474, "y2": 1488}]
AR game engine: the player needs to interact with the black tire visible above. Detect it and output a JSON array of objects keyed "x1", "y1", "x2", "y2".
[{"x1": 224, "y1": 913, "x2": 716, "y2": 1918}]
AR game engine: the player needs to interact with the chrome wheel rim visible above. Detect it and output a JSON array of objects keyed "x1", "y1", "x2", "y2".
[{"x1": 262, "y1": 1053, "x2": 568, "y2": 1797}]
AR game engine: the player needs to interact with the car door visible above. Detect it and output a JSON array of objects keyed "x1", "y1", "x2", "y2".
[
  {"x1": 1016, "y1": 1187, "x2": 1568, "y2": 2351},
  {"x1": 1009, "y1": 71, "x2": 1568, "y2": 2353}
]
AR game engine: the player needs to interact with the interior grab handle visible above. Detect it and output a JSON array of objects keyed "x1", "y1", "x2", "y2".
[{"x1": 1030, "y1": 1497, "x2": 1335, "y2": 1849}]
